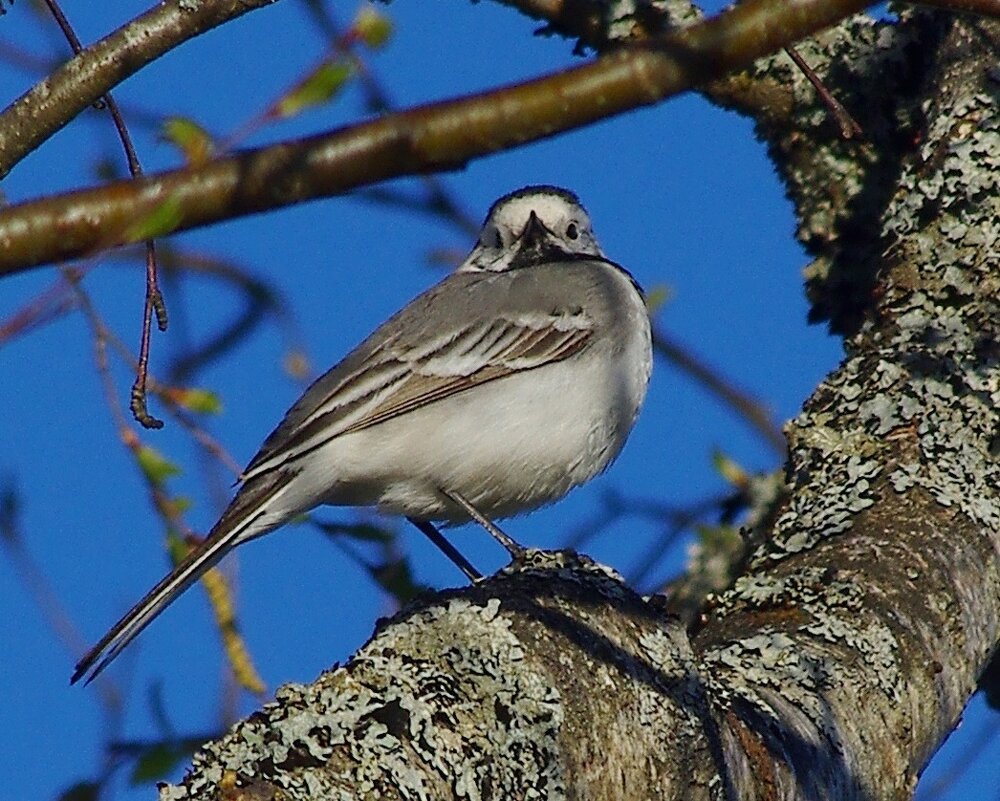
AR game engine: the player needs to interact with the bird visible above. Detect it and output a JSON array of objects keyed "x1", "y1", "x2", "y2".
[{"x1": 72, "y1": 185, "x2": 652, "y2": 685}]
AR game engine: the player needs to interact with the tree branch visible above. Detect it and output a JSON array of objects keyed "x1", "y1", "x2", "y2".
[
  {"x1": 0, "y1": 0, "x2": 870, "y2": 275},
  {"x1": 0, "y1": 0, "x2": 279, "y2": 177}
]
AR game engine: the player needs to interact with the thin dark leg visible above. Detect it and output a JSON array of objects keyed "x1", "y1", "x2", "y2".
[
  {"x1": 440, "y1": 488, "x2": 526, "y2": 558},
  {"x1": 407, "y1": 517, "x2": 482, "y2": 582}
]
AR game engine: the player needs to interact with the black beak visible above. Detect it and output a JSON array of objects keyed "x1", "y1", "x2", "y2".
[
  {"x1": 506, "y1": 210, "x2": 565, "y2": 270},
  {"x1": 517, "y1": 210, "x2": 551, "y2": 248}
]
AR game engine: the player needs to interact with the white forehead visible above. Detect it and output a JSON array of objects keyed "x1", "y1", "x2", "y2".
[{"x1": 488, "y1": 189, "x2": 590, "y2": 232}]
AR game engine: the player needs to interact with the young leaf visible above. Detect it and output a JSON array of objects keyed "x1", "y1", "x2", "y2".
[
  {"x1": 136, "y1": 445, "x2": 182, "y2": 485},
  {"x1": 352, "y1": 6, "x2": 393, "y2": 50},
  {"x1": 129, "y1": 743, "x2": 189, "y2": 784},
  {"x1": 161, "y1": 117, "x2": 215, "y2": 166},
  {"x1": 126, "y1": 195, "x2": 184, "y2": 242},
  {"x1": 166, "y1": 386, "x2": 223, "y2": 415},
  {"x1": 712, "y1": 449, "x2": 749, "y2": 488},
  {"x1": 275, "y1": 61, "x2": 353, "y2": 119}
]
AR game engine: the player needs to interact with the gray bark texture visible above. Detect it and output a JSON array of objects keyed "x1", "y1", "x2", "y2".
[{"x1": 161, "y1": 7, "x2": 1000, "y2": 801}]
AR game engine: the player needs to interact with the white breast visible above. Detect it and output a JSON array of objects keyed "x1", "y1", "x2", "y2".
[{"x1": 301, "y1": 262, "x2": 652, "y2": 523}]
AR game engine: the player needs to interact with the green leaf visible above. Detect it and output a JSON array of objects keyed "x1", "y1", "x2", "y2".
[
  {"x1": 165, "y1": 496, "x2": 192, "y2": 517},
  {"x1": 353, "y1": 6, "x2": 393, "y2": 50},
  {"x1": 161, "y1": 117, "x2": 214, "y2": 165},
  {"x1": 171, "y1": 387, "x2": 222, "y2": 415},
  {"x1": 372, "y1": 557, "x2": 421, "y2": 603},
  {"x1": 136, "y1": 445, "x2": 182, "y2": 484},
  {"x1": 58, "y1": 782, "x2": 101, "y2": 801},
  {"x1": 314, "y1": 520, "x2": 393, "y2": 544},
  {"x1": 166, "y1": 530, "x2": 188, "y2": 564},
  {"x1": 126, "y1": 195, "x2": 184, "y2": 242},
  {"x1": 644, "y1": 284, "x2": 673, "y2": 314},
  {"x1": 276, "y1": 61, "x2": 353, "y2": 119},
  {"x1": 712, "y1": 449, "x2": 748, "y2": 487},
  {"x1": 129, "y1": 743, "x2": 188, "y2": 784}
]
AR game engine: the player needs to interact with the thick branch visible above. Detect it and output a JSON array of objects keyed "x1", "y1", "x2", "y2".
[
  {"x1": 0, "y1": 0, "x2": 870, "y2": 275},
  {"x1": 0, "y1": 0, "x2": 279, "y2": 178},
  {"x1": 164, "y1": 553, "x2": 725, "y2": 801}
]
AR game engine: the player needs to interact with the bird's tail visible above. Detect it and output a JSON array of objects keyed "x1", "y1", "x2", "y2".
[{"x1": 71, "y1": 470, "x2": 297, "y2": 685}]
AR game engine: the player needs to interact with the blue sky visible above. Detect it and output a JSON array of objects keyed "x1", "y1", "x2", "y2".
[{"x1": 0, "y1": 1, "x2": 996, "y2": 799}]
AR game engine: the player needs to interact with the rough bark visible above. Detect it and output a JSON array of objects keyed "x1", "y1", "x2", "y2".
[{"x1": 154, "y1": 7, "x2": 997, "y2": 801}]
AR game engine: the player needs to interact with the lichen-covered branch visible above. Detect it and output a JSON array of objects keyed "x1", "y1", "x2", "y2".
[
  {"x1": 0, "y1": 0, "x2": 279, "y2": 178},
  {"x1": 0, "y1": 0, "x2": 869, "y2": 275},
  {"x1": 161, "y1": 9, "x2": 999, "y2": 801},
  {"x1": 166, "y1": 553, "x2": 724, "y2": 801}
]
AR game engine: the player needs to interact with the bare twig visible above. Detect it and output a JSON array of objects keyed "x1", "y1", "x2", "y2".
[
  {"x1": 66, "y1": 269, "x2": 263, "y2": 690},
  {"x1": 784, "y1": 46, "x2": 863, "y2": 139},
  {"x1": 0, "y1": 477, "x2": 124, "y2": 718},
  {"x1": 0, "y1": 40, "x2": 55, "y2": 73},
  {"x1": 355, "y1": 186, "x2": 481, "y2": 237},
  {"x1": 0, "y1": 273, "x2": 78, "y2": 343},
  {"x1": 131, "y1": 245, "x2": 167, "y2": 429},
  {"x1": 91, "y1": 320, "x2": 244, "y2": 478},
  {"x1": 0, "y1": 0, "x2": 874, "y2": 274},
  {"x1": 39, "y1": 0, "x2": 168, "y2": 429},
  {"x1": 140, "y1": 246, "x2": 301, "y2": 382},
  {"x1": 627, "y1": 493, "x2": 735, "y2": 588}
]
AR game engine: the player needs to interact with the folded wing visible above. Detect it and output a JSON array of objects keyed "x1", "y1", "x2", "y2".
[{"x1": 241, "y1": 309, "x2": 593, "y2": 481}]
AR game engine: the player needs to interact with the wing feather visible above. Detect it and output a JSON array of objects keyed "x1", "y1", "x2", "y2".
[{"x1": 242, "y1": 314, "x2": 592, "y2": 478}]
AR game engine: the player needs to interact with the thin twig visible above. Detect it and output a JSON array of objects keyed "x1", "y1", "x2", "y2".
[
  {"x1": 627, "y1": 493, "x2": 733, "y2": 589},
  {"x1": 94, "y1": 322, "x2": 244, "y2": 478},
  {"x1": 0, "y1": 273, "x2": 79, "y2": 344},
  {"x1": 301, "y1": 0, "x2": 480, "y2": 237},
  {"x1": 131, "y1": 245, "x2": 167, "y2": 429},
  {"x1": 356, "y1": 187, "x2": 481, "y2": 238},
  {"x1": 784, "y1": 46, "x2": 863, "y2": 139},
  {"x1": 0, "y1": 40, "x2": 55, "y2": 73},
  {"x1": 0, "y1": 476, "x2": 124, "y2": 718},
  {"x1": 40, "y1": 0, "x2": 167, "y2": 429}
]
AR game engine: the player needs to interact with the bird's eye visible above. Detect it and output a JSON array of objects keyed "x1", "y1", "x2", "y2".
[{"x1": 566, "y1": 222, "x2": 579, "y2": 240}]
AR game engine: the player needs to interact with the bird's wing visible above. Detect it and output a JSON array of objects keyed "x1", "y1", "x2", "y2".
[{"x1": 241, "y1": 271, "x2": 595, "y2": 480}]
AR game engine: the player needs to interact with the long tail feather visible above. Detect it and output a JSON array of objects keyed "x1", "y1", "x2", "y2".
[{"x1": 72, "y1": 470, "x2": 296, "y2": 685}]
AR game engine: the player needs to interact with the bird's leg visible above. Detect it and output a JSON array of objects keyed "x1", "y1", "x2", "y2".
[
  {"x1": 440, "y1": 488, "x2": 526, "y2": 559},
  {"x1": 406, "y1": 517, "x2": 482, "y2": 582}
]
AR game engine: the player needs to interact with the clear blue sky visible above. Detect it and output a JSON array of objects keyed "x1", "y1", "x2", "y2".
[{"x1": 1, "y1": 1, "x2": 996, "y2": 799}]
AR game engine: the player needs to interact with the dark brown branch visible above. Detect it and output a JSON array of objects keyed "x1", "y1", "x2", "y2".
[
  {"x1": 0, "y1": 0, "x2": 278, "y2": 177},
  {"x1": 0, "y1": 0, "x2": 873, "y2": 274}
]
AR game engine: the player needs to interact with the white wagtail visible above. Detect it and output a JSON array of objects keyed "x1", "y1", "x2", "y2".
[{"x1": 72, "y1": 186, "x2": 652, "y2": 684}]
